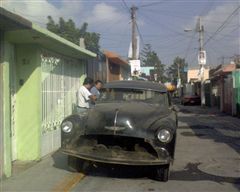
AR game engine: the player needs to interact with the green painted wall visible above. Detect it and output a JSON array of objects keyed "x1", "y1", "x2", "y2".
[
  {"x1": 15, "y1": 44, "x2": 41, "y2": 161},
  {"x1": 2, "y1": 39, "x2": 13, "y2": 177},
  {"x1": 233, "y1": 70, "x2": 240, "y2": 116},
  {"x1": 0, "y1": 31, "x2": 4, "y2": 178}
]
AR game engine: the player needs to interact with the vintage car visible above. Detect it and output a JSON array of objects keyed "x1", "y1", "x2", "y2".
[
  {"x1": 60, "y1": 81, "x2": 178, "y2": 181},
  {"x1": 181, "y1": 95, "x2": 201, "y2": 105}
]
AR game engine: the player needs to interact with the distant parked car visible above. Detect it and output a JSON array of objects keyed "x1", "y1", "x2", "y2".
[
  {"x1": 60, "y1": 81, "x2": 178, "y2": 182},
  {"x1": 181, "y1": 95, "x2": 201, "y2": 105}
]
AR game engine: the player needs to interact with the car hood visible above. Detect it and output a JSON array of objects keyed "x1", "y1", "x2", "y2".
[{"x1": 85, "y1": 102, "x2": 170, "y2": 138}]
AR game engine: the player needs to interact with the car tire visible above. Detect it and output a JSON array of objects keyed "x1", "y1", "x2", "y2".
[
  {"x1": 154, "y1": 164, "x2": 170, "y2": 182},
  {"x1": 67, "y1": 155, "x2": 86, "y2": 172}
]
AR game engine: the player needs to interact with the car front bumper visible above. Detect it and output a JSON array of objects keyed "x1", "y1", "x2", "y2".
[{"x1": 61, "y1": 146, "x2": 171, "y2": 166}]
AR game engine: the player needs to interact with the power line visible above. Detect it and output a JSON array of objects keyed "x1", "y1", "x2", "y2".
[
  {"x1": 212, "y1": 25, "x2": 240, "y2": 40},
  {"x1": 138, "y1": 10, "x2": 186, "y2": 37},
  {"x1": 121, "y1": 0, "x2": 130, "y2": 13},
  {"x1": 139, "y1": 0, "x2": 168, "y2": 8},
  {"x1": 136, "y1": 21, "x2": 144, "y2": 45},
  {"x1": 204, "y1": 6, "x2": 240, "y2": 46},
  {"x1": 184, "y1": 31, "x2": 197, "y2": 60}
]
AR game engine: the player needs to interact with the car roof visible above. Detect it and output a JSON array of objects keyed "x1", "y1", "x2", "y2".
[{"x1": 104, "y1": 80, "x2": 167, "y2": 93}]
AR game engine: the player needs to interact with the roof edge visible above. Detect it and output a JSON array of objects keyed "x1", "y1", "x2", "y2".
[
  {"x1": 0, "y1": 7, "x2": 96, "y2": 58},
  {"x1": 32, "y1": 24, "x2": 96, "y2": 58}
]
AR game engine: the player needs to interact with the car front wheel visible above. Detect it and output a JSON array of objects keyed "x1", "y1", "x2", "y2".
[
  {"x1": 154, "y1": 164, "x2": 170, "y2": 182},
  {"x1": 67, "y1": 155, "x2": 86, "y2": 172}
]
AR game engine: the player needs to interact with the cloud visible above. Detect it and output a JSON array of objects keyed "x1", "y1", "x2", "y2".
[
  {"x1": 203, "y1": 3, "x2": 239, "y2": 29},
  {"x1": 85, "y1": 3, "x2": 130, "y2": 33},
  {"x1": 1, "y1": 0, "x2": 83, "y2": 27},
  {"x1": 187, "y1": 3, "x2": 240, "y2": 42},
  {"x1": 183, "y1": 2, "x2": 239, "y2": 65},
  {"x1": 87, "y1": 3, "x2": 125, "y2": 24},
  {"x1": 0, "y1": 0, "x2": 139, "y2": 55},
  {"x1": 0, "y1": 1, "x2": 131, "y2": 35},
  {"x1": 84, "y1": 2, "x2": 132, "y2": 54}
]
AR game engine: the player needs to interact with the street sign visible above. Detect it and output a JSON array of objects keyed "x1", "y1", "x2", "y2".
[
  {"x1": 154, "y1": 73, "x2": 158, "y2": 81},
  {"x1": 177, "y1": 78, "x2": 181, "y2": 88},
  {"x1": 198, "y1": 50, "x2": 206, "y2": 65},
  {"x1": 129, "y1": 60, "x2": 141, "y2": 76}
]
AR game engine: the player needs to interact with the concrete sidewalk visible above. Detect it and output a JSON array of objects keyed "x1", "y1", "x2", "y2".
[{"x1": 0, "y1": 152, "x2": 71, "y2": 192}]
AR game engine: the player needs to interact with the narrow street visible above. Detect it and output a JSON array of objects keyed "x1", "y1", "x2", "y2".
[{"x1": 2, "y1": 104, "x2": 240, "y2": 192}]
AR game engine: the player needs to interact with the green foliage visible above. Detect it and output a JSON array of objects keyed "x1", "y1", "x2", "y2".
[
  {"x1": 46, "y1": 16, "x2": 100, "y2": 53},
  {"x1": 167, "y1": 56, "x2": 188, "y2": 84},
  {"x1": 141, "y1": 44, "x2": 158, "y2": 67},
  {"x1": 84, "y1": 32, "x2": 100, "y2": 54},
  {"x1": 140, "y1": 44, "x2": 166, "y2": 82}
]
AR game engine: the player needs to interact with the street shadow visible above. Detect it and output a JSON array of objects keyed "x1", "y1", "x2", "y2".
[
  {"x1": 170, "y1": 162, "x2": 240, "y2": 184},
  {"x1": 170, "y1": 162, "x2": 240, "y2": 191},
  {"x1": 87, "y1": 164, "x2": 147, "y2": 179},
  {"x1": 178, "y1": 105, "x2": 237, "y2": 117},
  {"x1": 80, "y1": 162, "x2": 240, "y2": 188},
  {"x1": 51, "y1": 151, "x2": 149, "y2": 178},
  {"x1": 51, "y1": 151, "x2": 240, "y2": 190},
  {"x1": 179, "y1": 116, "x2": 240, "y2": 154}
]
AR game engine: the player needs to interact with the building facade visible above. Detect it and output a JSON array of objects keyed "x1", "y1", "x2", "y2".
[
  {"x1": 233, "y1": 69, "x2": 240, "y2": 117},
  {"x1": 87, "y1": 50, "x2": 130, "y2": 83},
  {"x1": 104, "y1": 50, "x2": 130, "y2": 82},
  {"x1": 209, "y1": 64, "x2": 237, "y2": 114},
  {"x1": 0, "y1": 8, "x2": 96, "y2": 178},
  {"x1": 187, "y1": 67, "x2": 210, "y2": 83}
]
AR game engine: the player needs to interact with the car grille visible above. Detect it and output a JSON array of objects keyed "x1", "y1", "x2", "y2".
[{"x1": 77, "y1": 135, "x2": 158, "y2": 158}]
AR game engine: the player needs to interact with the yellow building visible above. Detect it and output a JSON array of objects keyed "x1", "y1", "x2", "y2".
[{"x1": 187, "y1": 67, "x2": 210, "y2": 83}]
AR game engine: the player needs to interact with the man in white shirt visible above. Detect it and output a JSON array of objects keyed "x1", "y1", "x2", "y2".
[{"x1": 77, "y1": 77, "x2": 96, "y2": 111}]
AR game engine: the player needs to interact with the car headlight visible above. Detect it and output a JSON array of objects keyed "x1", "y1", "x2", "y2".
[
  {"x1": 61, "y1": 121, "x2": 73, "y2": 133},
  {"x1": 157, "y1": 129, "x2": 172, "y2": 143}
]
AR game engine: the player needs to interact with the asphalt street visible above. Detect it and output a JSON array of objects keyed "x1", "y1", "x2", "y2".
[{"x1": 1, "y1": 105, "x2": 240, "y2": 192}]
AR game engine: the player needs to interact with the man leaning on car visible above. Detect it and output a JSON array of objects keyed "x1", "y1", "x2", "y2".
[{"x1": 77, "y1": 77, "x2": 96, "y2": 112}]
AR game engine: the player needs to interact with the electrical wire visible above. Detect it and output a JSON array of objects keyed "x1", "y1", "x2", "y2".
[
  {"x1": 139, "y1": 0, "x2": 168, "y2": 8},
  {"x1": 138, "y1": 10, "x2": 186, "y2": 37},
  {"x1": 136, "y1": 21, "x2": 144, "y2": 45},
  {"x1": 121, "y1": 0, "x2": 130, "y2": 13},
  {"x1": 204, "y1": 6, "x2": 240, "y2": 46},
  {"x1": 184, "y1": 31, "x2": 197, "y2": 60}
]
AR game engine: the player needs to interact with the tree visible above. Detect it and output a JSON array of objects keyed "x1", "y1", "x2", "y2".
[
  {"x1": 140, "y1": 44, "x2": 161, "y2": 67},
  {"x1": 140, "y1": 44, "x2": 152, "y2": 66},
  {"x1": 167, "y1": 56, "x2": 188, "y2": 85},
  {"x1": 140, "y1": 44, "x2": 166, "y2": 82},
  {"x1": 46, "y1": 16, "x2": 100, "y2": 53},
  {"x1": 46, "y1": 16, "x2": 59, "y2": 34},
  {"x1": 84, "y1": 32, "x2": 100, "y2": 54}
]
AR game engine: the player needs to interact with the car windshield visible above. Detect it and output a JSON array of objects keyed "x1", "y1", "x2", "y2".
[{"x1": 98, "y1": 88, "x2": 168, "y2": 105}]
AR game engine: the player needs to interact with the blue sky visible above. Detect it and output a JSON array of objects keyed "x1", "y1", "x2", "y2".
[{"x1": 2, "y1": 0, "x2": 240, "y2": 68}]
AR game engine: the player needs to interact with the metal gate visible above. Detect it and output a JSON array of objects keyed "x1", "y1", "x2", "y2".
[{"x1": 41, "y1": 50, "x2": 86, "y2": 157}]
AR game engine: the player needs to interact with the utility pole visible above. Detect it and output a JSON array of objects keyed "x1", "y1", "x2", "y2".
[
  {"x1": 131, "y1": 5, "x2": 138, "y2": 60},
  {"x1": 177, "y1": 62, "x2": 181, "y2": 96},
  {"x1": 198, "y1": 17, "x2": 205, "y2": 106}
]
